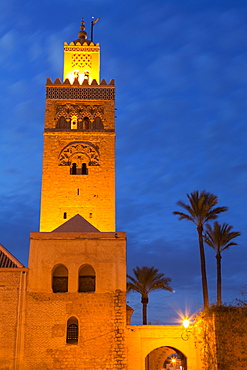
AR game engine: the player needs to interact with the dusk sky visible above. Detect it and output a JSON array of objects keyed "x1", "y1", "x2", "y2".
[{"x1": 0, "y1": 0, "x2": 247, "y2": 324}]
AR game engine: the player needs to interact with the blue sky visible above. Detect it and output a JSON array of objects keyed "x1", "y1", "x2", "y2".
[{"x1": 0, "y1": 0, "x2": 247, "y2": 324}]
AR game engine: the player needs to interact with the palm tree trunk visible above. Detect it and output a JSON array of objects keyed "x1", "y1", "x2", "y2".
[
  {"x1": 141, "y1": 295, "x2": 149, "y2": 325},
  {"x1": 216, "y1": 254, "x2": 222, "y2": 306},
  {"x1": 197, "y1": 225, "x2": 209, "y2": 308}
]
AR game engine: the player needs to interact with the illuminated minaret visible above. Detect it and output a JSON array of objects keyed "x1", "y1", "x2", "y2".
[
  {"x1": 63, "y1": 19, "x2": 100, "y2": 84},
  {"x1": 39, "y1": 19, "x2": 116, "y2": 232}
]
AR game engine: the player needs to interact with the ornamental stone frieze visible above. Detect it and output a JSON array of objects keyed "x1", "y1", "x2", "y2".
[
  {"x1": 55, "y1": 103, "x2": 104, "y2": 121},
  {"x1": 58, "y1": 141, "x2": 100, "y2": 166}
]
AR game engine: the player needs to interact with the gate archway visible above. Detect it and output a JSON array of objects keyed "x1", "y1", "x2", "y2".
[
  {"x1": 126, "y1": 324, "x2": 202, "y2": 369},
  {"x1": 145, "y1": 346, "x2": 187, "y2": 370}
]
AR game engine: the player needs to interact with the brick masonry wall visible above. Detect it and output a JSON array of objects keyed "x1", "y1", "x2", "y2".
[
  {"x1": 20, "y1": 290, "x2": 126, "y2": 369},
  {"x1": 0, "y1": 270, "x2": 26, "y2": 370},
  {"x1": 21, "y1": 231, "x2": 127, "y2": 369},
  {"x1": 113, "y1": 290, "x2": 127, "y2": 369}
]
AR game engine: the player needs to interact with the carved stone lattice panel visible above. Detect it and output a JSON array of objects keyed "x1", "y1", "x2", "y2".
[
  {"x1": 64, "y1": 46, "x2": 100, "y2": 52},
  {"x1": 71, "y1": 54, "x2": 92, "y2": 68},
  {"x1": 55, "y1": 104, "x2": 104, "y2": 120},
  {"x1": 59, "y1": 141, "x2": 100, "y2": 166},
  {"x1": 46, "y1": 87, "x2": 115, "y2": 100}
]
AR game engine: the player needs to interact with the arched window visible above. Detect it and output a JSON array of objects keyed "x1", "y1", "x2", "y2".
[
  {"x1": 78, "y1": 265, "x2": 95, "y2": 292},
  {"x1": 78, "y1": 119, "x2": 83, "y2": 130},
  {"x1": 82, "y1": 163, "x2": 88, "y2": 175},
  {"x1": 71, "y1": 163, "x2": 77, "y2": 175},
  {"x1": 52, "y1": 264, "x2": 68, "y2": 293},
  {"x1": 71, "y1": 116, "x2": 78, "y2": 130},
  {"x1": 66, "y1": 317, "x2": 78, "y2": 344},
  {"x1": 83, "y1": 117, "x2": 90, "y2": 130},
  {"x1": 56, "y1": 116, "x2": 69, "y2": 129},
  {"x1": 93, "y1": 117, "x2": 104, "y2": 130}
]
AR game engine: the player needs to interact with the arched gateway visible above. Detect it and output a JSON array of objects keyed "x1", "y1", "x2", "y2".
[
  {"x1": 145, "y1": 346, "x2": 187, "y2": 369},
  {"x1": 126, "y1": 325, "x2": 202, "y2": 370}
]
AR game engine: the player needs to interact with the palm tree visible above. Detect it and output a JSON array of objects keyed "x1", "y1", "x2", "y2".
[
  {"x1": 173, "y1": 190, "x2": 228, "y2": 309},
  {"x1": 127, "y1": 266, "x2": 173, "y2": 325},
  {"x1": 204, "y1": 221, "x2": 241, "y2": 306}
]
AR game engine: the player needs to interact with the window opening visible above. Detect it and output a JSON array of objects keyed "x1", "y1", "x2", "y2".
[
  {"x1": 71, "y1": 116, "x2": 78, "y2": 129},
  {"x1": 57, "y1": 116, "x2": 69, "y2": 129},
  {"x1": 82, "y1": 163, "x2": 88, "y2": 175},
  {"x1": 66, "y1": 317, "x2": 78, "y2": 344},
  {"x1": 52, "y1": 265, "x2": 68, "y2": 293},
  {"x1": 78, "y1": 265, "x2": 95, "y2": 292},
  {"x1": 73, "y1": 71, "x2": 79, "y2": 79},
  {"x1": 63, "y1": 212, "x2": 67, "y2": 219},
  {"x1": 77, "y1": 189, "x2": 80, "y2": 195},
  {"x1": 93, "y1": 117, "x2": 104, "y2": 130},
  {"x1": 67, "y1": 324, "x2": 78, "y2": 343},
  {"x1": 83, "y1": 117, "x2": 90, "y2": 130},
  {"x1": 78, "y1": 119, "x2": 83, "y2": 129},
  {"x1": 71, "y1": 163, "x2": 77, "y2": 175}
]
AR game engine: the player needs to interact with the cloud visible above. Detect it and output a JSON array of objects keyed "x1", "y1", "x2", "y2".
[
  {"x1": 1, "y1": 0, "x2": 247, "y2": 323},
  {"x1": 0, "y1": 30, "x2": 17, "y2": 63}
]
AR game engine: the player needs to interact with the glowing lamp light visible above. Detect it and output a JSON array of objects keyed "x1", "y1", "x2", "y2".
[
  {"x1": 182, "y1": 318, "x2": 190, "y2": 328},
  {"x1": 171, "y1": 358, "x2": 176, "y2": 363}
]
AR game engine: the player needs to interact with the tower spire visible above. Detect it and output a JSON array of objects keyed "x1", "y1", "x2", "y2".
[
  {"x1": 78, "y1": 18, "x2": 88, "y2": 40},
  {"x1": 64, "y1": 18, "x2": 100, "y2": 83}
]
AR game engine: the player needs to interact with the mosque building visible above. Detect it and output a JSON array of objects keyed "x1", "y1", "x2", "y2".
[{"x1": 0, "y1": 19, "x2": 201, "y2": 370}]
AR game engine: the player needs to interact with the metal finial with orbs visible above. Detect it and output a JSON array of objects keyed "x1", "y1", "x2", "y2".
[{"x1": 78, "y1": 18, "x2": 87, "y2": 40}]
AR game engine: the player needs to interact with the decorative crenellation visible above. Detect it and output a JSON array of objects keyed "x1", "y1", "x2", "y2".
[
  {"x1": 55, "y1": 103, "x2": 104, "y2": 121},
  {"x1": 46, "y1": 77, "x2": 115, "y2": 98},
  {"x1": 46, "y1": 77, "x2": 114, "y2": 86},
  {"x1": 64, "y1": 41, "x2": 100, "y2": 48},
  {"x1": 58, "y1": 141, "x2": 100, "y2": 167}
]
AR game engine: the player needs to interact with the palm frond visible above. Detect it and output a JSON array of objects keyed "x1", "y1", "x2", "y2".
[
  {"x1": 174, "y1": 190, "x2": 228, "y2": 227},
  {"x1": 127, "y1": 266, "x2": 173, "y2": 295},
  {"x1": 204, "y1": 221, "x2": 241, "y2": 254}
]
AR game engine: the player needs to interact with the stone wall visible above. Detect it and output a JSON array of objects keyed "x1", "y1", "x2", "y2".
[
  {"x1": 195, "y1": 306, "x2": 247, "y2": 369},
  {"x1": 40, "y1": 97, "x2": 116, "y2": 233},
  {"x1": 28, "y1": 232, "x2": 126, "y2": 293},
  {"x1": 20, "y1": 290, "x2": 126, "y2": 369},
  {"x1": 10, "y1": 231, "x2": 127, "y2": 369},
  {"x1": 0, "y1": 269, "x2": 27, "y2": 370}
]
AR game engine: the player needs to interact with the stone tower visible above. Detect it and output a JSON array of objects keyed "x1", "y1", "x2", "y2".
[
  {"x1": 24, "y1": 20, "x2": 127, "y2": 369},
  {"x1": 40, "y1": 19, "x2": 116, "y2": 232}
]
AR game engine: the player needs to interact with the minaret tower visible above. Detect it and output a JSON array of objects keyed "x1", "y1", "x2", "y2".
[
  {"x1": 40, "y1": 19, "x2": 116, "y2": 232},
  {"x1": 0, "y1": 19, "x2": 128, "y2": 370}
]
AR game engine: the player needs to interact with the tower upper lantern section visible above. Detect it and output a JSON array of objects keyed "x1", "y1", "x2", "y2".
[{"x1": 63, "y1": 19, "x2": 100, "y2": 84}]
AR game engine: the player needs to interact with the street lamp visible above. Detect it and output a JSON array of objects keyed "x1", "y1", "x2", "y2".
[
  {"x1": 181, "y1": 317, "x2": 194, "y2": 341},
  {"x1": 182, "y1": 318, "x2": 190, "y2": 328}
]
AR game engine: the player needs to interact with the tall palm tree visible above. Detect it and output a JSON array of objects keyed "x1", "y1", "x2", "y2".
[
  {"x1": 127, "y1": 266, "x2": 173, "y2": 325},
  {"x1": 204, "y1": 221, "x2": 241, "y2": 306},
  {"x1": 173, "y1": 190, "x2": 228, "y2": 309}
]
